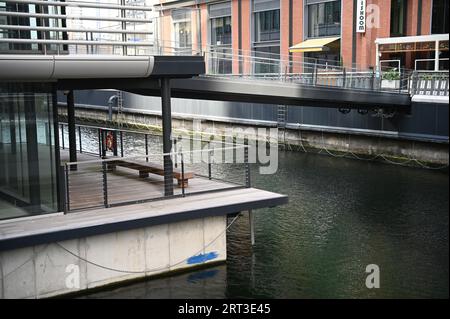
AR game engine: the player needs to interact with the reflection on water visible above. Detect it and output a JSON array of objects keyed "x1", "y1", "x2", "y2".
[{"x1": 81, "y1": 139, "x2": 449, "y2": 299}]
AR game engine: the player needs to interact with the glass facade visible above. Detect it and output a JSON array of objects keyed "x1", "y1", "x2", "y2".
[
  {"x1": 254, "y1": 46, "x2": 280, "y2": 74},
  {"x1": 253, "y1": 0, "x2": 280, "y2": 74},
  {"x1": 209, "y1": 2, "x2": 232, "y2": 74},
  {"x1": 211, "y1": 16, "x2": 232, "y2": 46},
  {"x1": 431, "y1": 0, "x2": 449, "y2": 34},
  {"x1": 307, "y1": 0, "x2": 341, "y2": 38},
  {"x1": 390, "y1": 0, "x2": 407, "y2": 37},
  {"x1": 0, "y1": 83, "x2": 58, "y2": 220},
  {"x1": 172, "y1": 9, "x2": 192, "y2": 54}
]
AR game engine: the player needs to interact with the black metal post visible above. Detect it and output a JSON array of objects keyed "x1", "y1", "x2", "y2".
[
  {"x1": 102, "y1": 162, "x2": 109, "y2": 208},
  {"x1": 208, "y1": 142, "x2": 212, "y2": 180},
  {"x1": 66, "y1": 90, "x2": 77, "y2": 170},
  {"x1": 120, "y1": 131, "x2": 124, "y2": 157},
  {"x1": 174, "y1": 138, "x2": 178, "y2": 168},
  {"x1": 61, "y1": 124, "x2": 65, "y2": 149},
  {"x1": 98, "y1": 128, "x2": 102, "y2": 158},
  {"x1": 112, "y1": 131, "x2": 118, "y2": 157},
  {"x1": 78, "y1": 126, "x2": 82, "y2": 153},
  {"x1": 244, "y1": 142, "x2": 251, "y2": 188},
  {"x1": 342, "y1": 67, "x2": 346, "y2": 88},
  {"x1": 145, "y1": 134, "x2": 148, "y2": 162},
  {"x1": 181, "y1": 153, "x2": 185, "y2": 197},
  {"x1": 161, "y1": 78, "x2": 174, "y2": 196},
  {"x1": 65, "y1": 164, "x2": 70, "y2": 212},
  {"x1": 313, "y1": 63, "x2": 318, "y2": 86}
]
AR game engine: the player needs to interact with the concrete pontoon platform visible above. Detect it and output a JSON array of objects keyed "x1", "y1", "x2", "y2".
[{"x1": 0, "y1": 188, "x2": 287, "y2": 251}]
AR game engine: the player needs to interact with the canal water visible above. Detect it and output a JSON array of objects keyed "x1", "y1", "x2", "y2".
[{"x1": 77, "y1": 131, "x2": 448, "y2": 299}]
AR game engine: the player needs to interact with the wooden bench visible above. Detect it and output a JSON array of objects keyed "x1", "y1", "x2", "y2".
[{"x1": 106, "y1": 159, "x2": 194, "y2": 188}]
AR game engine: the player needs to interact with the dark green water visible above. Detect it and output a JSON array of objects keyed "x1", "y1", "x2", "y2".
[{"x1": 84, "y1": 151, "x2": 449, "y2": 299}]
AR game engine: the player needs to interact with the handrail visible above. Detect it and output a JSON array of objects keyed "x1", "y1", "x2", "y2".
[
  {"x1": 63, "y1": 144, "x2": 247, "y2": 167},
  {"x1": 3, "y1": 0, "x2": 153, "y2": 11},
  {"x1": 0, "y1": 11, "x2": 152, "y2": 23},
  {"x1": 0, "y1": 38, "x2": 153, "y2": 46},
  {"x1": 0, "y1": 25, "x2": 153, "y2": 35}
]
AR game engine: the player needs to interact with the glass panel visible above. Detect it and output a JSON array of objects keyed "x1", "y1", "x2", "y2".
[
  {"x1": 254, "y1": 9, "x2": 280, "y2": 42},
  {"x1": 307, "y1": 0, "x2": 341, "y2": 38},
  {"x1": 254, "y1": 46, "x2": 280, "y2": 74},
  {"x1": 390, "y1": 0, "x2": 407, "y2": 37},
  {"x1": 211, "y1": 16, "x2": 232, "y2": 46},
  {"x1": 209, "y1": 47, "x2": 233, "y2": 74},
  {"x1": 432, "y1": 0, "x2": 449, "y2": 34},
  {"x1": 174, "y1": 21, "x2": 192, "y2": 54},
  {"x1": 0, "y1": 83, "x2": 57, "y2": 220}
]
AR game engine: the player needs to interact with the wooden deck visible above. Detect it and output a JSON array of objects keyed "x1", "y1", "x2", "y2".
[{"x1": 60, "y1": 151, "x2": 238, "y2": 210}]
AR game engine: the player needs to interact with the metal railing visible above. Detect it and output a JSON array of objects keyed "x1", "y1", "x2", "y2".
[
  {"x1": 0, "y1": 0, "x2": 154, "y2": 55},
  {"x1": 58, "y1": 122, "x2": 251, "y2": 212},
  {"x1": 410, "y1": 71, "x2": 449, "y2": 96},
  {"x1": 62, "y1": 145, "x2": 250, "y2": 212}
]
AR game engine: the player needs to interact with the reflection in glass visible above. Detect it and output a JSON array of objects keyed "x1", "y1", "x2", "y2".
[
  {"x1": 307, "y1": 0, "x2": 341, "y2": 38},
  {"x1": 0, "y1": 83, "x2": 57, "y2": 220}
]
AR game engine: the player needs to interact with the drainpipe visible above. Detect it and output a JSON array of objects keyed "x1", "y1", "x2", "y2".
[{"x1": 107, "y1": 95, "x2": 118, "y2": 122}]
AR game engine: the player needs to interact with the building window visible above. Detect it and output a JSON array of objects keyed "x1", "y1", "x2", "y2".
[
  {"x1": 209, "y1": 2, "x2": 232, "y2": 74},
  {"x1": 172, "y1": 9, "x2": 192, "y2": 54},
  {"x1": 390, "y1": 0, "x2": 407, "y2": 37},
  {"x1": 431, "y1": 0, "x2": 449, "y2": 34},
  {"x1": 253, "y1": 0, "x2": 280, "y2": 74},
  {"x1": 211, "y1": 16, "x2": 232, "y2": 45},
  {"x1": 307, "y1": 0, "x2": 341, "y2": 38},
  {"x1": 254, "y1": 9, "x2": 280, "y2": 42}
]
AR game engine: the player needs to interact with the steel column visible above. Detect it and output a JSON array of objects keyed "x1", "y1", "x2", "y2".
[
  {"x1": 66, "y1": 90, "x2": 77, "y2": 170},
  {"x1": 161, "y1": 78, "x2": 174, "y2": 196}
]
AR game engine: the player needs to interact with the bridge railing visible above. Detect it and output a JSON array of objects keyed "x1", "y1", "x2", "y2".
[{"x1": 410, "y1": 71, "x2": 449, "y2": 96}]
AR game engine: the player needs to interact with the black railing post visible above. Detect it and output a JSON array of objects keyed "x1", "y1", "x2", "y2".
[
  {"x1": 98, "y1": 128, "x2": 102, "y2": 158},
  {"x1": 313, "y1": 63, "x2": 318, "y2": 86},
  {"x1": 208, "y1": 142, "x2": 212, "y2": 180},
  {"x1": 59, "y1": 165, "x2": 67, "y2": 213},
  {"x1": 244, "y1": 142, "x2": 251, "y2": 188},
  {"x1": 61, "y1": 124, "x2": 65, "y2": 149},
  {"x1": 145, "y1": 134, "x2": 149, "y2": 162},
  {"x1": 120, "y1": 131, "x2": 124, "y2": 157},
  {"x1": 65, "y1": 164, "x2": 70, "y2": 213},
  {"x1": 342, "y1": 67, "x2": 346, "y2": 88},
  {"x1": 102, "y1": 162, "x2": 109, "y2": 208},
  {"x1": 78, "y1": 126, "x2": 82, "y2": 154},
  {"x1": 181, "y1": 153, "x2": 185, "y2": 197},
  {"x1": 174, "y1": 138, "x2": 178, "y2": 168}
]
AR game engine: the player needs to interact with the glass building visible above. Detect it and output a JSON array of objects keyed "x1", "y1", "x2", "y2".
[{"x1": 0, "y1": 83, "x2": 58, "y2": 220}]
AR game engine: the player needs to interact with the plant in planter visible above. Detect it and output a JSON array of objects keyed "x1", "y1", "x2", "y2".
[{"x1": 381, "y1": 68, "x2": 401, "y2": 89}]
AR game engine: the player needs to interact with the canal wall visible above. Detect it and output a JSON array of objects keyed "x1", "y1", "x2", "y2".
[{"x1": 0, "y1": 215, "x2": 226, "y2": 299}]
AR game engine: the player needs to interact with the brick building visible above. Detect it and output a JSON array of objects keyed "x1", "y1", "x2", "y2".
[{"x1": 154, "y1": 0, "x2": 449, "y2": 72}]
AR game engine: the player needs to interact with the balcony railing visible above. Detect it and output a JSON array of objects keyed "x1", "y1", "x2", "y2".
[
  {"x1": 58, "y1": 122, "x2": 251, "y2": 212},
  {"x1": 410, "y1": 71, "x2": 449, "y2": 97}
]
